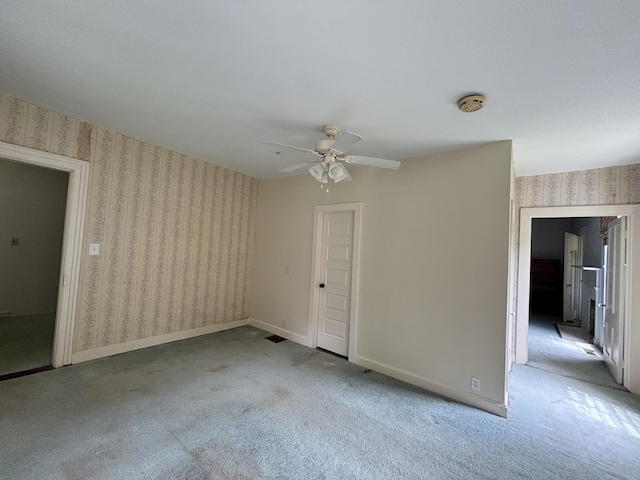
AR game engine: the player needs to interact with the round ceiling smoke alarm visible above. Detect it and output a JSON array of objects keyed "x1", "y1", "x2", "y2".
[{"x1": 457, "y1": 94, "x2": 486, "y2": 113}]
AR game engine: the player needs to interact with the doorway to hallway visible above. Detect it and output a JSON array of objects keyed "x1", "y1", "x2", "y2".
[
  {"x1": 526, "y1": 215, "x2": 622, "y2": 388},
  {"x1": 515, "y1": 205, "x2": 640, "y2": 394}
]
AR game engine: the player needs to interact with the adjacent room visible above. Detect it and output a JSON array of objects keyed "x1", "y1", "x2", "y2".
[
  {"x1": 0, "y1": 2, "x2": 639, "y2": 479},
  {"x1": 527, "y1": 216, "x2": 625, "y2": 389},
  {"x1": 0, "y1": 158, "x2": 68, "y2": 378}
]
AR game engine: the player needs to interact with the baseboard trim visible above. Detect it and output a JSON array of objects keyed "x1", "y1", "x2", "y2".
[
  {"x1": 352, "y1": 354, "x2": 508, "y2": 418},
  {"x1": 71, "y1": 319, "x2": 250, "y2": 364},
  {"x1": 248, "y1": 318, "x2": 308, "y2": 346}
]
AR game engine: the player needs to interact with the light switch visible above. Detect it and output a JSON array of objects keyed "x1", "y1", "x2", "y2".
[{"x1": 89, "y1": 243, "x2": 100, "y2": 256}]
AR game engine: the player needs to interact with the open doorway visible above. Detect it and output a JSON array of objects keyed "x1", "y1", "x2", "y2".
[
  {"x1": 0, "y1": 158, "x2": 68, "y2": 378},
  {"x1": 0, "y1": 141, "x2": 88, "y2": 375},
  {"x1": 527, "y1": 216, "x2": 622, "y2": 389},
  {"x1": 516, "y1": 205, "x2": 640, "y2": 394}
]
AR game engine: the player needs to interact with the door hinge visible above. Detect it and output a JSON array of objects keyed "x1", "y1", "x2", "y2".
[{"x1": 63, "y1": 274, "x2": 69, "y2": 287}]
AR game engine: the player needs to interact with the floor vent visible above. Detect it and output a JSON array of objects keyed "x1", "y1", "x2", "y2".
[{"x1": 265, "y1": 335, "x2": 286, "y2": 343}]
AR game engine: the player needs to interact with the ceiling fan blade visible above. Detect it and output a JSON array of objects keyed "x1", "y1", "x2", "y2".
[
  {"x1": 349, "y1": 156, "x2": 401, "y2": 170},
  {"x1": 330, "y1": 131, "x2": 363, "y2": 155},
  {"x1": 264, "y1": 141, "x2": 320, "y2": 157},
  {"x1": 279, "y1": 161, "x2": 316, "y2": 173}
]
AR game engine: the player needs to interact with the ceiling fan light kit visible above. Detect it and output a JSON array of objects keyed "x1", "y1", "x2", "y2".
[
  {"x1": 328, "y1": 163, "x2": 348, "y2": 182},
  {"x1": 265, "y1": 125, "x2": 401, "y2": 187},
  {"x1": 309, "y1": 162, "x2": 327, "y2": 182}
]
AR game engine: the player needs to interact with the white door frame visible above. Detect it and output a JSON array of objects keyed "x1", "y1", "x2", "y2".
[
  {"x1": 307, "y1": 202, "x2": 362, "y2": 359},
  {"x1": 516, "y1": 205, "x2": 640, "y2": 392},
  {"x1": 563, "y1": 231, "x2": 580, "y2": 322},
  {"x1": 575, "y1": 225, "x2": 586, "y2": 325},
  {"x1": 0, "y1": 141, "x2": 88, "y2": 367}
]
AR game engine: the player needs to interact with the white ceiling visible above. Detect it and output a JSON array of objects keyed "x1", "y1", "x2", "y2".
[{"x1": 1, "y1": 1, "x2": 638, "y2": 179}]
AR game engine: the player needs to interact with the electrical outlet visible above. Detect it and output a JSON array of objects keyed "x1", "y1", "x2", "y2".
[
  {"x1": 282, "y1": 319, "x2": 287, "y2": 329},
  {"x1": 471, "y1": 377, "x2": 481, "y2": 392}
]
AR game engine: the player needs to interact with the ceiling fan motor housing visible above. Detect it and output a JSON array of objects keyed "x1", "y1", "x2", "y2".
[
  {"x1": 315, "y1": 138, "x2": 335, "y2": 155},
  {"x1": 322, "y1": 125, "x2": 340, "y2": 138}
]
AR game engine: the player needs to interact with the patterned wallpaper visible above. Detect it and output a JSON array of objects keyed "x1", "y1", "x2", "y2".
[
  {"x1": 0, "y1": 94, "x2": 258, "y2": 353},
  {"x1": 515, "y1": 165, "x2": 640, "y2": 208}
]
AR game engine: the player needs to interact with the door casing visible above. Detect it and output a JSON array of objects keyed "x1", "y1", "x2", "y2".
[
  {"x1": 0, "y1": 142, "x2": 89, "y2": 367},
  {"x1": 308, "y1": 202, "x2": 362, "y2": 360}
]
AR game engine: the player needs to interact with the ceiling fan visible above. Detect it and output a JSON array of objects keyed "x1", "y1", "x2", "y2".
[{"x1": 265, "y1": 125, "x2": 401, "y2": 185}]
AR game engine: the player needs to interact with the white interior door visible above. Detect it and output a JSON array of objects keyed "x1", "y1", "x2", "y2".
[
  {"x1": 316, "y1": 211, "x2": 354, "y2": 356},
  {"x1": 563, "y1": 232, "x2": 579, "y2": 322},
  {"x1": 603, "y1": 217, "x2": 626, "y2": 384}
]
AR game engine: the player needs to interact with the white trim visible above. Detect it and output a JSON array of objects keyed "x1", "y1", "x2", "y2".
[
  {"x1": 72, "y1": 319, "x2": 249, "y2": 364},
  {"x1": 516, "y1": 205, "x2": 640, "y2": 393},
  {"x1": 352, "y1": 354, "x2": 507, "y2": 417},
  {"x1": 307, "y1": 202, "x2": 362, "y2": 359},
  {"x1": 248, "y1": 318, "x2": 308, "y2": 345},
  {"x1": 0, "y1": 141, "x2": 88, "y2": 368}
]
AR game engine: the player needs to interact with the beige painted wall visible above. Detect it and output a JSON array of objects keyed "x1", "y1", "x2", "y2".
[
  {"x1": 251, "y1": 142, "x2": 513, "y2": 406},
  {"x1": 0, "y1": 158, "x2": 68, "y2": 316},
  {"x1": 0, "y1": 94, "x2": 259, "y2": 353}
]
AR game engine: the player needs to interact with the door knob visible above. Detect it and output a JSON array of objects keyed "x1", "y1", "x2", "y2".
[
  {"x1": 598, "y1": 303, "x2": 606, "y2": 307},
  {"x1": 319, "y1": 283, "x2": 325, "y2": 288}
]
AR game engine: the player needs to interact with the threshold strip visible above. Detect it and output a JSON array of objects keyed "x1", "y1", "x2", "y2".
[{"x1": 0, "y1": 365, "x2": 53, "y2": 382}]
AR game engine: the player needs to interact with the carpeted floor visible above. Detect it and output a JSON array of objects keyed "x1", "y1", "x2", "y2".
[
  {"x1": 527, "y1": 312, "x2": 623, "y2": 390},
  {"x1": 1, "y1": 324, "x2": 639, "y2": 479},
  {"x1": 0, "y1": 313, "x2": 55, "y2": 376}
]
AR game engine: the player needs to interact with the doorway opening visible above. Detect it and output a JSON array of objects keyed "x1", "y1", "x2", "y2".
[
  {"x1": 516, "y1": 205, "x2": 640, "y2": 394},
  {"x1": 0, "y1": 142, "x2": 88, "y2": 375},
  {"x1": 527, "y1": 216, "x2": 623, "y2": 389},
  {"x1": 0, "y1": 158, "x2": 68, "y2": 379}
]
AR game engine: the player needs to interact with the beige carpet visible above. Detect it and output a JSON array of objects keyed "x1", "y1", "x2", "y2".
[{"x1": 2, "y1": 325, "x2": 640, "y2": 479}]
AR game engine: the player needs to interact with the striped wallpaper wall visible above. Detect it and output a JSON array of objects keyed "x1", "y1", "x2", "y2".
[
  {"x1": 0, "y1": 94, "x2": 258, "y2": 353},
  {"x1": 515, "y1": 165, "x2": 640, "y2": 208}
]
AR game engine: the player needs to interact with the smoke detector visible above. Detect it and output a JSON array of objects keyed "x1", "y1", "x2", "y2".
[{"x1": 457, "y1": 94, "x2": 486, "y2": 113}]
